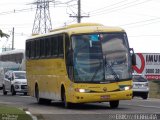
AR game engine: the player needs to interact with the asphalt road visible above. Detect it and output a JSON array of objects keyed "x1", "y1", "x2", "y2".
[{"x1": 0, "y1": 91, "x2": 160, "y2": 120}]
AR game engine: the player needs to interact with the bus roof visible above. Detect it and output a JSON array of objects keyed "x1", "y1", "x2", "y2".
[
  {"x1": 0, "y1": 49, "x2": 25, "y2": 56},
  {"x1": 28, "y1": 23, "x2": 125, "y2": 40}
]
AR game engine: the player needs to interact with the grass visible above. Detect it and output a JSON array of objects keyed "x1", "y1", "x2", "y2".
[
  {"x1": 0, "y1": 104, "x2": 32, "y2": 120},
  {"x1": 149, "y1": 80, "x2": 160, "y2": 99}
]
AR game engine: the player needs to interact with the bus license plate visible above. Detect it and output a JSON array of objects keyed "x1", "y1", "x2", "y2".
[{"x1": 100, "y1": 95, "x2": 110, "y2": 99}]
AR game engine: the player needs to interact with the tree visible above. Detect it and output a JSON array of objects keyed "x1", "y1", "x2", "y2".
[{"x1": 0, "y1": 29, "x2": 9, "y2": 38}]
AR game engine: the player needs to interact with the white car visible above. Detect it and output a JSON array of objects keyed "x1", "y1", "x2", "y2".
[
  {"x1": 2, "y1": 70, "x2": 28, "y2": 95},
  {"x1": 132, "y1": 74, "x2": 149, "y2": 99}
]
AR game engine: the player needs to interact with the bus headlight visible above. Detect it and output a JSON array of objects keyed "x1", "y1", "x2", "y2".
[
  {"x1": 75, "y1": 88, "x2": 91, "y2": 93},
  {"x1": 120, "y1": 86, "x2": 132, "y2": 91},
  {"x1": 124, "y1": 86, "x2": 130, "y2": 90}
]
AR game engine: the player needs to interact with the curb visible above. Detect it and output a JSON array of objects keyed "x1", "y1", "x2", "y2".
[{"x1": 23, "y1": 108, "x2": 38, "y2": 120}]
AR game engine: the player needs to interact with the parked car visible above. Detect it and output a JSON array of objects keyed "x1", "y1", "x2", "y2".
[
  {"x1": 2, "y1": 70, "x2": 28, "y2": 95},
  {"x1": 132, "y1": 74, "x2": 149, "y2": 99}
]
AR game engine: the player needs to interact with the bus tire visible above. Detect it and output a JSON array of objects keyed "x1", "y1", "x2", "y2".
[
  {"x1": 35, "y1": 84, "x2": 50, "y2": 104},
  {"x1": 35, "y1": 84, "x2": 41, "y2": 104},
  {"x1": 109, "y1": 100, "x2": 119, "y2": 109},
  {"x1": 11, "y1": 86, "x2": 16, "y2": 95},
  {"x1": 61, "y1": 87, "x2": 71, "y2": 108},
  {"x1": 3, "y1": 85, "x2": 7, "y2": 95}
]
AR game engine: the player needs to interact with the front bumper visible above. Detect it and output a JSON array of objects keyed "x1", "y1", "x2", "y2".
[
  {"x1": 14, "y1": 84, "x2": 28, "y2": 93},
  {"x1": 68, "y1": 90, "x2": 132, "y2": 103}
]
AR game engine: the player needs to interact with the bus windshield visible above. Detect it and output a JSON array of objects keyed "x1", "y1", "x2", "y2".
[{"x1": 71, "y1": 33, "x2": 132, "y2": 83}]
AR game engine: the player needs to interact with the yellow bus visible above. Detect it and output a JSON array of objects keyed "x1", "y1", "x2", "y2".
[{"x1": 26, "y1": 23, "x2": 136, "y2": 108}]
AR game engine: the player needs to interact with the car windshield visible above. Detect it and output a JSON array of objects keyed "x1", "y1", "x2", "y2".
[
  {"x1": 133, "y1": 76, "x2": 147, "y2": 82},
  {"x1": 71, "y1": 33, "x2": 132, "y2": 83},
  {"x1": 15, "y1": 72, "x2": 26, "y2": 79}
]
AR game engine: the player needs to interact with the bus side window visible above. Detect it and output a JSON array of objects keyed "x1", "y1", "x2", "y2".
[
  {"x1": 26, "y1": 41, "x2": 31, "y2": 59},
  {"x1": 45, "y1": 37, "x2": 51, "y2": 57},
  {"x1": 51, "y1": 36, "x2": 58, "y2": 57},
  {"x1": 46, "y1": 38, "x2": 51, "y2": 57},
  {"x1": 31, "y1": 40, "x2": 36, "y2": 59},
  {"x1": 58, "y1": 35, "x2": 64, "y2": 58},
  {"x1": 36, "y1": 39, "x2": 40, "y2": 58},
  {"x1": 40, "y1": 39, "x2": 45, "y2": 58}
]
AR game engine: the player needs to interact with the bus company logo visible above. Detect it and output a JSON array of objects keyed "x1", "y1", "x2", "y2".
[
  {"x1": 103, "y1": 87, "x2": 107, "y2": 92},
  {"x1": 133, "y1": 53, "x2": 145, "y2": 74}
]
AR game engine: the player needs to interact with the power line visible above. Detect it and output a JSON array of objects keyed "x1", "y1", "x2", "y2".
[
  {"x1": 129, "y1": 34, "x2": 160, "y2": 37},
  {"x1": 90, "y1": 0, "x2": 138, "y2": 15},
  {"x1": 123, "y1": 20, "x2": 160, "y2": 29},
  {"x1": 87, "y1": 0, "x2": 128, "y2": 14},
  {"x1": 0, "y1": 1, "x2": 75, "y2": 16},
  {"x1": 0, "y1": 7, "x2": 36, "y2": 16},
  {"x1": 119, "y1": 17, "x2": 160, "y2": 27},
  {"x1": 90, "y1": 0, "x2": 153, "y2": 17}
]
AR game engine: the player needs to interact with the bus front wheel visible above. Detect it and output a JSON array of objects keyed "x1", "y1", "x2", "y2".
[
  {"x1": 61, "y1": 88, "x2": 71, "y2": 108},
  {"x1": 109, "y1": 100, "x2": 119, "y2": 109}
]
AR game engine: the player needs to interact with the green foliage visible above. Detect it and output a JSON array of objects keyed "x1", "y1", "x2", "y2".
[
  {"x1": 149, "y1": 80, "x2": 160, "y2": 98},
  {"x1": 0, "y1": 105, "x2": 32, "y2": 120},
  {"x1": 0, "y1": 29, "x2": 10, "y2": 38}
]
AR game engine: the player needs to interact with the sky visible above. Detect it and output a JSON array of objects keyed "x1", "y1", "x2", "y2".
[{"x1": 0, "y1": 0, "x2": 160, "y2": 53}]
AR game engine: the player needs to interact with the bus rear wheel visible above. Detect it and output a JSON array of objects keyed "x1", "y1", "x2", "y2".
[
  {"x1": 35, "y1": 85, "x2": 43, "y2": 104},
  {"x1": 109, "y1": 100, "x2": 119, "y2": 108},
  {"x1": 35, "y1": 85, "x2": 51, "y2": 104}
]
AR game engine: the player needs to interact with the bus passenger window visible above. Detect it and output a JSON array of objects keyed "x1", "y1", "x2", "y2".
[
  {"x1": 35, "y1": 40, "x2": 40, "y2": 58},
  {"x1": 40, "y1": 39, "x2": 45, "y2": 58},
  {"x1": 31, "y1": 41, "x2": 36, "y2": 59},
  {"x1": 45, "y1": 38, "x2": 51, "y2": 57},
  {"x1": 58, "y1": 35, "x2": 64, "y2": 57},
  {"x1": 51, "y1": 37, "x2": 58, "y2": 57},
  {"x1": 26, "y1": 41, "x2": 31, "y2": 59}
]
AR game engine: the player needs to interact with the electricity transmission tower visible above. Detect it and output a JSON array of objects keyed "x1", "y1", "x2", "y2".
[{"x1": 32, "y1": 0, "x2": 52, "y2": 34}]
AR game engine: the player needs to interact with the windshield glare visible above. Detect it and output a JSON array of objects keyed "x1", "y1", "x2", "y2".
[{"x1": 71, "y1": 33, "x2": 132, "y2": 83}]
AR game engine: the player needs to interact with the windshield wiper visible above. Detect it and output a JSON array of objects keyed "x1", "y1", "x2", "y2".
[
  {"x1": 104, "y1": 56, "x2": 119, "y2": 81},
  {"x1": 90, "y1": 61, "x2": 103, "y2": 82}
]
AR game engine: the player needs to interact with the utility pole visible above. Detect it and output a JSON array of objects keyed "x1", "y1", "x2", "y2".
[
  {"x1": 77, "y1": 0, "x2": 81, "y2": 23},
  {"x1": 70, "y1": 0, "x2": 89, "y2": 23},
  {"x1": 12, "y1": 27, "x2": 14, "y2": 50},
  {"x1": 32, "y1": 0, "x2": 52, "y2": 34}
]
